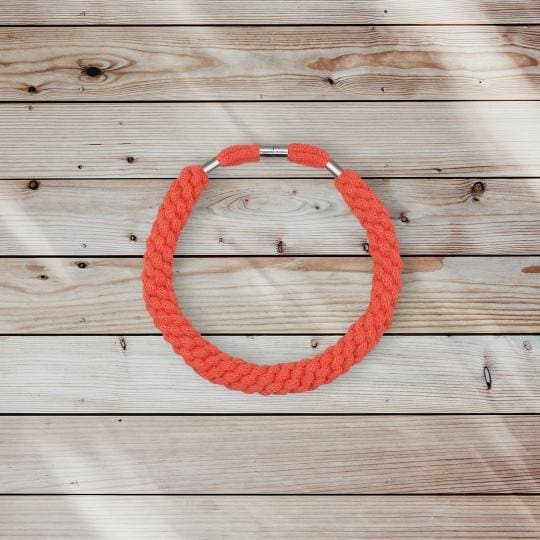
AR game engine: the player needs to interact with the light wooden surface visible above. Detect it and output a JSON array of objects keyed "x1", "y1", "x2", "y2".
[
  {"x1": 0, "y1": 335, "x2": 537, "y2": 413},
  {"x1": 1, "y1": 1, "x2": 539, "y2": 536},
  {"x1": 1, "y1": 256, "x2": 538, "y2": 333},
  {"x1": 1, "y1": 415, "x2": 539, "y2": 493},
  {"x1": 3, "y1": 26, "x2": 540, "y2": 101},
  {"x1": 2, "y1": 178, "x2": 539, "y2": 256},
  {"x1": 3, "y1": 1, "x2": 540, "y2": 24},
  {"x1": 1, "y1": 496, "x2": 539, "y2": 539},
  {"x1": 3, "y1": 102, "x2": 540, "y2": 178}
]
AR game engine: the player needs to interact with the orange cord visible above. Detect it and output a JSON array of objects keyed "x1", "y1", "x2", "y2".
[{"x1": 143, "y1": 143, "x2": 402, "y2": 395}]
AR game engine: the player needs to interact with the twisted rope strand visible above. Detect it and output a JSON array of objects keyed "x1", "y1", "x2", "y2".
[{"x1": 143, "y1": 144, "x2": 402, "y2": 395}]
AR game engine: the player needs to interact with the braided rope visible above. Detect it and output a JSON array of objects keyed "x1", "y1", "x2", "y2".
[{"x1": 143, "y1": 143, "x2": 402, "y2": 395}]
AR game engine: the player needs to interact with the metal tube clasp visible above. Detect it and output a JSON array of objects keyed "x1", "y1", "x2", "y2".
[{"x1": 259, "y1": 146, "x2": 288, "y2": 157}]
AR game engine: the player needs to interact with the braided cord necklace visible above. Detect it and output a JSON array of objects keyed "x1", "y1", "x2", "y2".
[{"x1": 143, "y1": 143, "x2": 402, "y2": 395}]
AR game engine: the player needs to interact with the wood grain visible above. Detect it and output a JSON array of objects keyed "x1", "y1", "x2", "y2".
[
  {"x1": 2, "y1": 102, "x2": 540, "y2": 178},
  {"x1": 2, "y1": 178, "x2": 538, "y2": 255},
  {"x1": 1, "y1": 257, "x2": 538, "y2": 334},
  {"x1": 1, "y1": 415, "x2": 539, "y2": 493},
  {"x1": 1, "y1": 496, "x2": 539, "y2": 539},
  {"x1": 0, "y1": 335, "x2": 537, "y2": 413},
  {"x1": 3, "y1": 26, "x2": 540, "y2": 101},
  {"x1": 3, "y1": 1, "x2": 540, "y2": 24}
]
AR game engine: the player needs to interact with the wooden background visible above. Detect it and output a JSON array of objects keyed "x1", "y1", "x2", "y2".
[{"x1": 1, "y1": 1, "x2": 540, "y2": 537}]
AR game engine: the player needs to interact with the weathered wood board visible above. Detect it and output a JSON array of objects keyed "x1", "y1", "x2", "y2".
[
  {"x1": 3, "y1": 1, "x2": 540, "y2": 25},
  {"x1": 1, "y1": 256, "x2": 539, "y2": 334},
  {"x1": 2, "y1": 178, "x2": 539, "y2": 256},
  {"x1": 2, "y1": 102, "x2": 540, "y2": 178},
  {"x1": 1, "y1": 416, "x2": 538, "y2": 493},
  {"x1": 2, "y1": 26, "x2": 540, "y2": 101},
  {"x1": 0, "y1": 335, "x2": 537, "y2": 413},
  {"x1": 1, "y1": 496, "x2": 539, "y2": 539}
]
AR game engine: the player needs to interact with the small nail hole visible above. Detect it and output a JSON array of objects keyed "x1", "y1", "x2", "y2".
[
  {"x1": 28, "y1": 180, "x2": 40, "y2": 190},
  {"x1": 77, "y1": 261, "x2": 87, "y2": 269}
]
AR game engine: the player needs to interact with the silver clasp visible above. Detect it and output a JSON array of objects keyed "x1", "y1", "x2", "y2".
[
  {"x1": 203, "y1": 145, "x2": 344, "y2": 177},
  {"x1": 259, "y1": 146, "x2": 288, "y2": 156}
]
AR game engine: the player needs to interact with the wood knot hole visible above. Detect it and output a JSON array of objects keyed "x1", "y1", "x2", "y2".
[
  {"x1": 471, "y1": 181, "x2": 486, "y2": 202},
  {"x1": 77, "y1": 261, "x2": 87, "y2": 269},
  {"x1": 84, "y1": 66, "x2": 102, "y2": 78}
]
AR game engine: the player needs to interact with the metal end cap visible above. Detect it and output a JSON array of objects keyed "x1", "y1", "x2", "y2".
[
  {"x1": 202, "y1": 158, "x2": 220, "y2": 173},
  {"x1": 325, "y1": 160, "x2": 343, "y2": 177}
]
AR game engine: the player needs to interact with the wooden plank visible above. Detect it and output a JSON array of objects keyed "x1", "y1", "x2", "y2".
[
  {"x1": 1, "y1": 416, "x2": 538, "y2": 493},
  {"x1": 2, "y1": 178, "x2": 539, "y2": 256},
  {"x1": 3, "y1": 26, "x2": 540, "y2": 101},
  {"x1": 0, "y1": 335, "x2": 537, "y2": 413},
  {"x1": 1, "y1": 257, "x2": 538, "y2": 334},
  {"x1": 2, "y1": 102, "x2": 540, "y2": 178},
  {"x1": 2, "y1": 1, "x2": 540, "y2": 24},
  {"x1": 1, "y1": 496, "x2": 539, "y2": 539}
]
